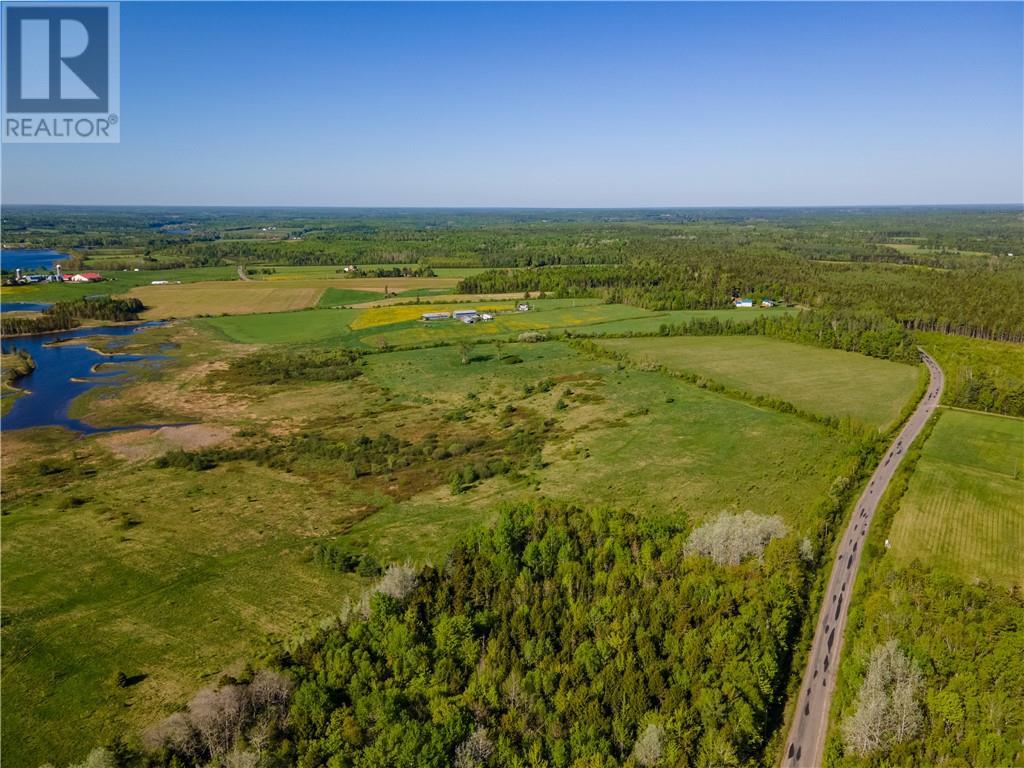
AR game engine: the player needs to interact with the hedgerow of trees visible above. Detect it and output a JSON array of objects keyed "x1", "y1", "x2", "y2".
[{"x1": 0, "y1": 297, "x2": 144, "y2": 336}]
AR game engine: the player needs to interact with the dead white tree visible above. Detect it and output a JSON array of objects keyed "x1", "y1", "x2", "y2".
[
  {"x1": 143, "y1": 669, "x2": 295, "y2": 763},
  {"x1": 374, "y1": 561, "x2": 419, "y2": 600},
  {"x1": 842, "y1": 639, "x2": 923, "y2": 757},
  {"x1": 189, "y1": 685, "x2": 248, "y2": 758},
  {"x1": 685, "y1": 511, "x2": 788, "y2": 565},
  {"x1": 632, "y1": 723, "x2": 665, "y2": 766},
  {"x1": 454, "y1": 726, "x2": 495, "y2": 768}
]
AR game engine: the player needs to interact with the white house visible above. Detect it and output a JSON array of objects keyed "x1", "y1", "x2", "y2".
[
  {"x1": 734, "y1": 298, "x2": 754, "y2": 308},
  {"x1": 517, "y1": 303, "x2": 530, "y2": 312},
  {"x1": 761, "y1": 299, "x2": 776, "y2": 308}
]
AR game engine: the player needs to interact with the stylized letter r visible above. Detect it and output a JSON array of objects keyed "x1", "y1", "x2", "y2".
[
  {"x1": 60, "y1": 19, "x2": 98, "y2": 99},
  {"x1": 19, "y1": 17, "x2": 98, "y2": 100}
]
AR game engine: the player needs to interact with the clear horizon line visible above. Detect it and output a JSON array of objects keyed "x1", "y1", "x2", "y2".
[{"x1": 4, "y1": 201, "x2": 1023, "y2": 210}]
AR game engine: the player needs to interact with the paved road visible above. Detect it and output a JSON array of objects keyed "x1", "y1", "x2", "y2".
[{"x1": 782, "y1": 350, "x2": 944, "y2": 767}]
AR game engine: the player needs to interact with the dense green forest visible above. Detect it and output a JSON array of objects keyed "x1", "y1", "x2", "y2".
[
  {"x1": 460, "y1": 258, "x2": 1024, "y2": 342},
  {"x1": 831, "y1": 562, "x2": 1024, "y2": 768},
  {"x1": 915, "y1": 332, "x2": 1024, "y2": 417},
  {"x1": 0, "y1": 297, "x2": 144, "y2": 336},
  {"x1": 105, "y1": 213, "x2": 1024, "y2": 272},
  {"x1": 141, "y1": 501, "x2": 816, "y2": 768}
]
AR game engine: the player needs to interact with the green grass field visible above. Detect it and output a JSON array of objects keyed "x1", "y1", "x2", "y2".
[
  {"x1": 317, "y1": 287, "x2": 385, "y2": 307},
  {"x1": 597, "y1": 335, "x2": 923, "y2": 430},
  {"x1": 358, "y1": 341, "x2": 855, "y2": 531},
  {"x1": 198, "y1": 299, "x2": 622, "y2": 348},
  {"x1": 198, "y1": 301, "x2": 793, "y2": 351},
  {"x1": 887, "y1": 409, "x2": 1023, "y2": 588},
  {"x1": 198, "y1": 307, "x2": 361, "y2": 344}
]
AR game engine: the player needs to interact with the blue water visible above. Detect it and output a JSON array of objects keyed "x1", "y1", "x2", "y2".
[
  {"x1": 0, "y1": 302, "x2": 53, "y2": 313},
  {"x1": 0, "y1": 248, "x2": 70, "y2": 272},
  {"x1": 1, "y1": 323, "x2": 183, "y2": 434}
]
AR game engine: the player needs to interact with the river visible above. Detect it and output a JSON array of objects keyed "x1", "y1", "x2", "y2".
[
  {"x1": 1, "y1": 302, "x2": 53, "y2": 313},
  {"x1": 2, "y1": 322, "x2": 180, "y2": 433}
]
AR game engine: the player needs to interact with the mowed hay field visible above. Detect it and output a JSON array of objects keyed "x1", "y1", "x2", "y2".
[
  {"x1": 888, "y1": 409, "x2": 1024, "y2": 588},
  {"x1": 131, "y1": 281, "x2": 326, "y2": 318},
  {"x1": 198, "y1": 308, "x2": 362, "y2": 345},
  {"x1": 131, "y1": 277, "x2": 461, "y2": 319},
  {"x1": 598, "y1": 336, "x2": 923, "y2": 430}
]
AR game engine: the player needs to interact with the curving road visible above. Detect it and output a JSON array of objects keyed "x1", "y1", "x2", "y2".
[{"x1": 782, "y1": 350, "x2": 944, "y2": 767}]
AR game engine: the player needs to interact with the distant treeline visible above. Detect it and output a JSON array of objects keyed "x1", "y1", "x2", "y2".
[
  {"x1": 459, "y1": 258, "x2": 1024, "y2": 342},
  {"x1": 6, "y1": 206, "x2": 1021, "y2": 267},
  {"x1": 0, "y1": 297, "x2": 144, "y2": 336},
  {"x1": 141, "y1": 224, "x2": 1022, "y2": 272}
]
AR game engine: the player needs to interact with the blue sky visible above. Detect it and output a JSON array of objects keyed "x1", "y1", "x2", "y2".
[{"x1": 3, "y1": 1, "x2": 1022, "y2": 206}]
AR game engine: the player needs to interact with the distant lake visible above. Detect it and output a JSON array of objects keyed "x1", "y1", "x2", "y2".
[
  {"x1": 1, "y1": 323, "x2": 181, "y2": 433},
  {"x1": 1, "y1": 249, "x2": 70, "y2": 272},
  {"x1": 0, "y1": 302, "x2": 53, "y2": 314}
]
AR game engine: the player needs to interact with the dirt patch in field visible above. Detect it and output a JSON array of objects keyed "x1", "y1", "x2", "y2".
[{"x1": 98, "y1": 424, "x2": 235, "y2": 462}]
